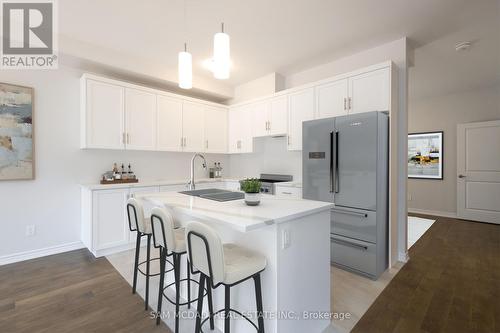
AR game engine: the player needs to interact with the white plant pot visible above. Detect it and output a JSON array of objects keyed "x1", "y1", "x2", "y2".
[{"x1": 244, "y1": 192, "x2": 261, "y2": 206}]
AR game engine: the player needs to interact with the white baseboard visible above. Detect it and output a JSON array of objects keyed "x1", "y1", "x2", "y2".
[
  {"x1": 0, "y1": 241, "x2": 85, "y2": 266},
  {"x1": 408, "y1": 208, "x2": 457, "y2": 219}
]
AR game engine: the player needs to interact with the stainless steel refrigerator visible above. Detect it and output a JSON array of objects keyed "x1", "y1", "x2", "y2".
[{"x1": 302, "y1": 111, "x2": 388, "y2": 279}]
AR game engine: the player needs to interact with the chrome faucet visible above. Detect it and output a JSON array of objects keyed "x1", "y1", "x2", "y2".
[{"x1": 188, "y1": 153, "x2": 207, "y2": 190}]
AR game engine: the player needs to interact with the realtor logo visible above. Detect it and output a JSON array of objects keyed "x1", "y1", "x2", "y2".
[{"x1": 1, "y1": 0, "x2": 58, "y2": 69}]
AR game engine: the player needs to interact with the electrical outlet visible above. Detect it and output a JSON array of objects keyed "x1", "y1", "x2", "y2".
[
  {"x1": 282, "y1": 229, "x2": 290, "y2": 249},
  {"x1": 26, "y1": 225, "x2": 36, "y2": 237}
]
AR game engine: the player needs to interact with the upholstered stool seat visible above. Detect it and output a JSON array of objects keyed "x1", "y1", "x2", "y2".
[{"x1": 222, "y1": 244, "x2": 267, "y2": 285}]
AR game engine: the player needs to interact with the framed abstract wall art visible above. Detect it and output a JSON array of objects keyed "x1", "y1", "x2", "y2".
[
  {"x1": 0, "y1": 83, "x2": 34, "y2": 180},
  {"x1": 408, "y1": 131, "x2": 443, "y2": 180}
]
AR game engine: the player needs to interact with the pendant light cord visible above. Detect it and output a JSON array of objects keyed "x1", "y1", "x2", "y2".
[{"x1": 183, "y1": 0, "x2": 187, "y2": 50}]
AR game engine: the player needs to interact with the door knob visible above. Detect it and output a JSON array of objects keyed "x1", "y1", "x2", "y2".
[{"x1": 458, "y1": 174, "x2": 466, "y2": 178}]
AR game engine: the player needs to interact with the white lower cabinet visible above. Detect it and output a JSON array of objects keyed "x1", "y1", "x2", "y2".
[
  {"x1": 82, "y1": 186, "x2": 159, "y2": 257},
  {"x1": 90, "y1": 188, "x2": 130, "y2": 254}
]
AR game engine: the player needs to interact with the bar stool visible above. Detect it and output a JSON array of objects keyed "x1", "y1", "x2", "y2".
[
  {"x1": 186, "y1": 221, "x2": 267, "y2": 333},
  {"x1": 126, "y1": 198, "x2": 173, "y2": 310},
  {"x1": 151, "y1": 207, "x2": 215, "y2": 333}
]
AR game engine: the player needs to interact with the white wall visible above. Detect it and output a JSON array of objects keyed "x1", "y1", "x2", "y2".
[
  {"x1": 0, "y1": 66, "x2": 228, "y2": 258},
  {"x1": 408, "y1": 84, "x2": 500, "y2": 215},
  {"x1": 227, "y1": 72, "x2": 285, "y2": 105}
]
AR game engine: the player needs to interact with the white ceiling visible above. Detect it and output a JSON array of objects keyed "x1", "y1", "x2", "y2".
[{"x1": 58, "y1": 0, "x2": 500, "y2": 99}]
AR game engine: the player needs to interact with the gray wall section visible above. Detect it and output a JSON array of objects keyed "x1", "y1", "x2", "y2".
[{"x1": 408, "y1": 84, "x2": 500, "y2": 215}]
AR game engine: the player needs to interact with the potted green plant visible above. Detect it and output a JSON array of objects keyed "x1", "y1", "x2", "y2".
[{"x1": 240, "y1": 178, "x2": 262, "y2": 206}]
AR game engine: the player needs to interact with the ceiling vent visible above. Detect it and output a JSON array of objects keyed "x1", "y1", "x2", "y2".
[{"x1": 455, "y1": 41, "x2": 473, "y2": 52}]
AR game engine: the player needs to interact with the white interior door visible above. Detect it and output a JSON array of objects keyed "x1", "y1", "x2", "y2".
[
  {"x1": 457, "y1": 120, "x2": 500, "y2": 224},
  {"x1": 157, "y1": 95, "x2": 183, "y2": 151},
  {"x1": 125, "y1": 88, "x2": 157, "y2": 150},
  {"x1": 182, "y1": 101, "x2": 205, "y2": 152}
]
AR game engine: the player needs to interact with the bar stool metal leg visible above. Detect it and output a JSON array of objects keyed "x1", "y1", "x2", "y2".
[
  {"x1": 145, "y1": 234, "x2": 151, "y2": 310},
  {"x1": 187, "y1": 258, "x2": 191, "y2": 309},
  {"x1": 225, "y1": 285, "x2": 231, "y2": 333},
  {"x1": 195, "y1": 274, "x2": 206, "y2": 333},
  {"x1": 206, "y1": 277, "x2": 215, "y2": 330},
  {"x1": 132, "y1": 232, "x2": 141, "y2": 294},
  {"x1": 254, "y1": 274, "x2": 265, "y2": 333},
  {"x1": 174, "y1": 253, "x2": 181, "y2": 333},
  {"x1": 156, "y1": 248, "x2": 166, "y2": 325}
]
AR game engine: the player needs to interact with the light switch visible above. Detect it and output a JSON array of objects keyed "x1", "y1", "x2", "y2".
[{"x1": 282, "y1": 229, "x2": 290, "y2": 249}]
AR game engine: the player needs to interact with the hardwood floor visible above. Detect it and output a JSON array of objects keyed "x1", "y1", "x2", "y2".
[
  {"x1": 0, "y1": 249, "x2": 171, "y2": 333},
  {"x1": 353, "y1": 215, "x2": 500, "y2": 333}
]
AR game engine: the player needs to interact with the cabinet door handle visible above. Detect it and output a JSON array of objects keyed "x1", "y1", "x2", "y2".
[
  {"x1": 184, "y1": 137, "x2": 187, "y2": 147},
  {"x1": 180, "y1": 137, "x2": 183, "y2": 147},
  {"x1": 348, "y1": 97, "x2": 352, "y2": 110},
  {"x1": 268, "y1": 121, "x2": 271, "y2": 131},
  {"x1": 127, "y1": 133, "x2": 130, "y2": 144},
  {"x1": 287, "y1": 136, "x2": 291, "y2": 145},
  {"x1": 122, "y1": 132, "x2": 126, "y2": 144},
  {"x1": 282, "y1": 191, "x2": 292, "y2": 195},
  {"x1": 343, "y1": 98, "x2": 347, "y2": 111},
  {"x1": 206, "y1": 140, "x2": 209, "y2": 149}
]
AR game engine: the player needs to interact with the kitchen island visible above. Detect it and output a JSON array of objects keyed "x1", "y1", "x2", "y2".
[{"x1": 138, "y1": 190, "x2": 333, "y2": 333}]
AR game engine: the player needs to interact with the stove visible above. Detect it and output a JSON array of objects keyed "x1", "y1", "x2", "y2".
[{"x1": 258, "y1": 174, "x2": 293, "y2": 194}]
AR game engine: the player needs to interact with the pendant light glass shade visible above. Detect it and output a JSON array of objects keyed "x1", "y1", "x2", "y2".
[
  {"x1": 178, "y1": 47, "x2": 192, "y2": 89},
  {"x1": 213, "y1": 24, "x2": 230, "y2": 79}
]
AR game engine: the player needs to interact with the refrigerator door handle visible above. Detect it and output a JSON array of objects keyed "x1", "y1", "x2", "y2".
[
  {"x1": 332, "y1": 208, "x2": 368, "y2": 218},
  {"x1": 334, "y1": 131, "x2": 339, "y2": 193},
  {"x1": 330, "y1": 131, "x2": 334, "y2": 193}
]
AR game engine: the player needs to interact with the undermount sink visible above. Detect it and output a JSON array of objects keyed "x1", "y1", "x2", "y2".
[{"x1": 179, "y1": 188, "x2": 244, "y2": 202}]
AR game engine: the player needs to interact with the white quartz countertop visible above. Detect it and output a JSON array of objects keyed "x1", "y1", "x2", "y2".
[
  {"x1": 80, "y1": 178, "x2": 242, "y2": 190},
  {"x1": 137, "y1": 191, "x2": 333, "y2": 232}
]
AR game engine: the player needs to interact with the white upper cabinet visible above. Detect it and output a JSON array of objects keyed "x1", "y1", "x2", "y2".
[
  {"x1": 125, "y1": 88, "x2": 157, "y2": 151},
  {"x1": 348, "y1": 68, "x2": 390, "y2": 114},
  {"x1": 251, "y1": 96, "x2": 288, "y2": 137},
  {"x1": 83, "y1": 79, "x2": 125, "y2": 149},
  {"x1": 269, "y1": 96, "x2": 288, "y2": 136},
  {"x1": 228, "y1": 105, "x2": 253, "y2": 154},
  {"x1": 228, "y1": 107, "x2": 240, "y2": 154},
  {"x1": 252, "y1": 101, "x2": 270, "y2": 137},
  {"x1": 157, "y1": 95, "x2": 183, "y2": 151},
  {"x1": 316, "y1": 79, "x2": 349, "y2": 119},
  {"x1": 204, "y1": 105, "x2": 228, "y2": 153},
  {"x1": 288, "y1": 88, "x2": 315, "y2": 151},
  {"x1": 182, "y1": 101, "x2": 205, "y2": 152}
]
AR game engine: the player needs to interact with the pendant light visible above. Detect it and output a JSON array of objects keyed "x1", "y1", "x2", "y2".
[
  {"x1": 178, "y1": 0, "x2": 192, "y2": 89},
  {"x1": 213, "y1": 22, "x2": 230, "y2": 79},
  {"x1": 178, "y1": 43, "x2": 192, "y2": 89}
]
